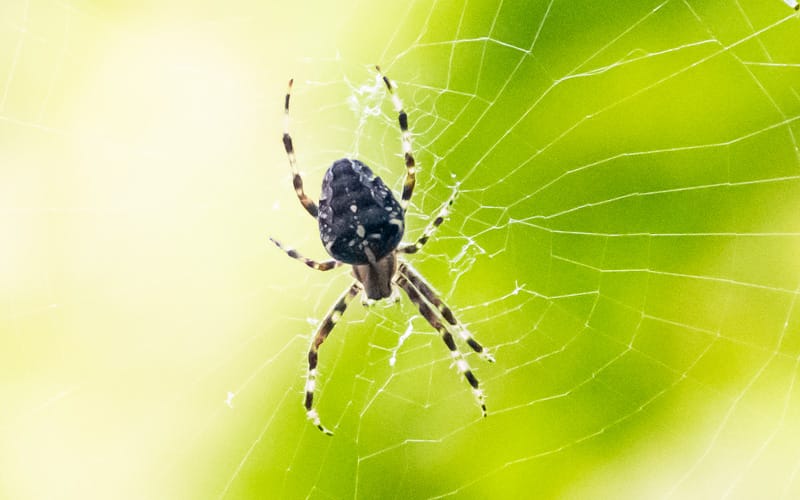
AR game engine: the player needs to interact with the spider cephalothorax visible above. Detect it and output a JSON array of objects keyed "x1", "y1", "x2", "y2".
[{"x1": 270, "y1": 67, "x2": 494, "y2": 435}]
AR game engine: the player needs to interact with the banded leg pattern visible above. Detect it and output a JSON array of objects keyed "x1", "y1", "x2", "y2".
[
  {"x1": 377, "y1": 66, "x2": 416, "y2": 210},
  {"x1": 395, "y1": 273, "x2": 488, "y2": 416},
  {"x1": 282, "y1": 78, "x2": 319, "y2": 218},
  {"x1": 400, "y1": 186, "x2": 458, "y2": 255},
  {"x1": 399, "y1": 262, "x2": 494, "y2": 363},
  {"x1": 269, "y1": 237, "x2": 341, "y2": 271},
  {"x1": 305, "y1": 282, "x2": 362, "y2": 435}
]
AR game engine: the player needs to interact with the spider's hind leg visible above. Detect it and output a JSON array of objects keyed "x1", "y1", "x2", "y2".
[
  {"x1": 282, "y1": 78, "x2": 319, "y2": 218},
  {"x1": 376, "y1": 66, "x2": 416, "y2": 211}
]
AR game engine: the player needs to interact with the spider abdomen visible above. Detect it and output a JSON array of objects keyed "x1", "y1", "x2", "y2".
[{"x1": 318, "y1": 158, "x2": 404, "y2": 265}]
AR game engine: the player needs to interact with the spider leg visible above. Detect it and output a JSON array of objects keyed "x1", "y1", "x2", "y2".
[
  {"x1": 394, "y1": 274, "x2": 488, "y2": 417},
  {"x1": 399, "y1": 262, "x2": 494, "y2": 362},
  {"x1": 269, "y1": 237, "x2": 342, "y2": 271},
  {"x1": 282, "y1": 79, "x2": 319, "y2": 218},
  {"x1": 400, "y1": 186, "x2": 458, "y2": 255},
  {"x1": 376, "y1": 66, "x2": 416, "y2": 211},
  {"x1": 305, "y1": 281, "x2": 362, "y2": 435}
]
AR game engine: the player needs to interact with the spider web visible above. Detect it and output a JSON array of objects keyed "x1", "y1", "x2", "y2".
[{"x1": 2, "y1": 0, "x2": 800, "y2": 498}]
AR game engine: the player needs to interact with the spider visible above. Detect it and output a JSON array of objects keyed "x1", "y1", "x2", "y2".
[{"x1": 270, "y1": 67, "x2": 494, "y2": 435}]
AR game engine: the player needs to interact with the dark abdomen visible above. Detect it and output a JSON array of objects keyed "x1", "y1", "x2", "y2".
[{"x1": 318, "y1": 158, "x2": 404, "y2": 265}]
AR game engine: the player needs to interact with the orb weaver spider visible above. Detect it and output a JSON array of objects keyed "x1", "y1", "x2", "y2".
[{"x1": 270, "y1": 67, "x2": 494, "y2": 435}]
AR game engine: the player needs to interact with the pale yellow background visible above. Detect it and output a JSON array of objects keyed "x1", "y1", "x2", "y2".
[{"x1": 3, "y1": 1, "x2": 800, "y2": 499}]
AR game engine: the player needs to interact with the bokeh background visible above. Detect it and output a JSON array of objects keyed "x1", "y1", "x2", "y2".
[{"x1": 3, "y1": 0, "x2": 800, "y2": 498}]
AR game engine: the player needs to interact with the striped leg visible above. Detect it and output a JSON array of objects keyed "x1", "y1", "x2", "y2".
[
  {"x1": 395, "y1": 274, "x2": 488, "y2": 417},
  {"x1": 400, "y1": 186, "x2": 458, "y2": 254},
  {"x1": 282, "y1": 79, "x2": 319, "y2": 218},
  {"x1": 269, "y1": 237, "x2": 342, "y2": 271},
  {"x1": 376, "y1": 66, "x2": 416, "y2": 210},
  {"x1": 305, "y1": 282, "x2": 361, "y2": 435},
  {"x1": 399, "y1": 262, "x2": 494, "y2": 363}
]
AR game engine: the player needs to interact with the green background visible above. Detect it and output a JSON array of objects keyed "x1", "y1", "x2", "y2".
[{"x1": 2, "y1": 0, "x2": 800, "y2": 498}]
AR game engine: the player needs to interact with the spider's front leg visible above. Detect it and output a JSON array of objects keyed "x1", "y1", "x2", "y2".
[
  {"x1": 305, "y1": 281, "x2": 361, "y2": 435},
  {"x1": 394, "y1": 274, "x2": 488, "y2": 417},
  {"x1": 399, "y1": 262, "x2": 494, "y2": 363}
]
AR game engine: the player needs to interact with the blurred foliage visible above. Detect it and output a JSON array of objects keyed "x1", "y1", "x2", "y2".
[{"x1": 2, "y1": 0, "x2": 800, "y2": 499}]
